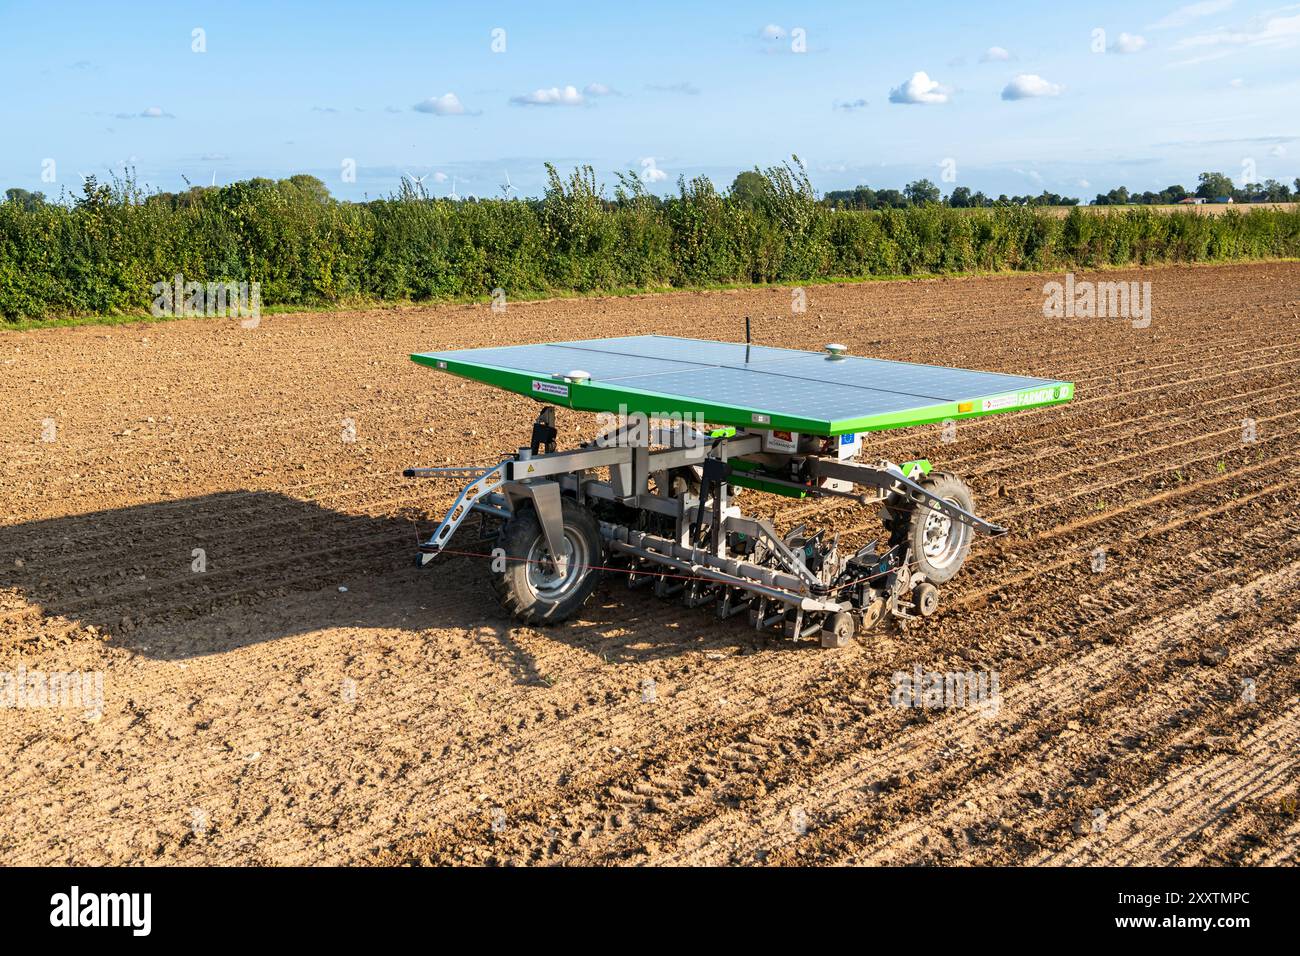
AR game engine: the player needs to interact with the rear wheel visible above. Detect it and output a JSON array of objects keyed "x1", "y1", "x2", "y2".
[{"x1": 492, "y1": 498, "x2": 603, "y2": 624}]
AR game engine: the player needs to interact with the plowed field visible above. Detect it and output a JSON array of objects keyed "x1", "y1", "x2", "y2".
[{"x1": 2, "y1": 262, "x2": 1297, "y2": 866}]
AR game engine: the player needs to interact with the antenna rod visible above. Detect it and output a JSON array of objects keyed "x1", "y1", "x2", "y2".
[{"x1": 744, "y1": 316, "x2": 751, "y2": 363}]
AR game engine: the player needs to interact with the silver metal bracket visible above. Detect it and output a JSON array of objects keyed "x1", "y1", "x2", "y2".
[
  {"x1": 810, "y1": 458, "x2": 1007, "y2": 536},
  {"x1": 414, "y1": 461, "x2": 508, "y2": 565},
  {"x1": 501, "y1": 479, "x2": 567, "y2": 570}
]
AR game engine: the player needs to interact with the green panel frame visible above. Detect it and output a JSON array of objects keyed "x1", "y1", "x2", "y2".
[{"x1": 411, "y1": 353, "x2": 1074, "y2": 437}]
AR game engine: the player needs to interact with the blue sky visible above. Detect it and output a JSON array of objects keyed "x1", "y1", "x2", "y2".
[{"x1": 1, "y1": 0, "x2": 1296, "y2": 201}]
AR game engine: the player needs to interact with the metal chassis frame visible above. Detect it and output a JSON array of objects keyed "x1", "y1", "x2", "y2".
[{"x1": 408, "y1": 410, "x2": 1006, "y2": 621}]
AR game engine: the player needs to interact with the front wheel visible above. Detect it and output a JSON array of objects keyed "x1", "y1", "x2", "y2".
[
  {"x1": 904, "y1": 473, "x2": 975, "y2": 585},
  {"x1": 491, "y1": 498, "x2": 603, "y2": 624}
]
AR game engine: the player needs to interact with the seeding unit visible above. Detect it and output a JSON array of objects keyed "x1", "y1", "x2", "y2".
[{"x1": 405, "y1": 335, "x2": 1072, "y2": 647}]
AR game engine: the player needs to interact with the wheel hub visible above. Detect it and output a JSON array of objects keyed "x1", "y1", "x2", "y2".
[
  {"x1": 525, "y1": 534, "x2": 584, "y2": 600},
  {"x1": 922, "y1": 510, "x2": 953, "y2": 557}
]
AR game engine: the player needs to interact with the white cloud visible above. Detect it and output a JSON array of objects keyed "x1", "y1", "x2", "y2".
[
  {"x1": 1113, "y1": 32, "x2": 1149, "y2": 53},
  {"x1": 1229, "y1": 76, "x2": 1245, "y2": 86},
  {"x1": 981, "y1": 46, "x2": 1012, "y2": 61},
  {"x1": 639, "y1": 157, "x2": 667, "y2": 183},
  {"x1": 583, "y1": 82, "x2": 615, "y2": 96},
  {"x1": 432, "y1": 171, "x2": 449, "y2": 183},
  {"x1": 647, "y1": 81, "x2": 700, "y2": 95},
  {"x1": 413, "y1": 93, "x2": 466, "y2": 115},
  {"x1": 1177, "y1": 11, "x2": 1300, "y2": 49},
  {"x1": 115, "y1": 106, "x2": 174, "y2": 119},
  {"x1": 761, "y1": 24, "x2": 785, "y2": 40},
  {"x1": 1170, "y1": 49, "x2": 1235, "y2": 65},
  {"x1": 1001, "y1": 73, "x2": 1064, "y2": 100},
  {"x1": 511, "y1": 85, "x2": 585, "y2": 106},
  {"x1": 1078, "y1": 179, "x2": 1092, "y2": 189},
  {"x1": 1149, "y1": 0, "x2": 1234, "y2": 30},
  {"x1": 888, "y1": 71, "x2": 951, "y2": 105},
  {"x1": 1270, "y1": 144, "x2": 1288, "y2": 156}
]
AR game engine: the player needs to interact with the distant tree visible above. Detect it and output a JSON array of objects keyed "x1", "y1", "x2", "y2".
[
  {"x1": 1195, "y1": 171, "x2": 1235, "y2": 200},
  {"x1": 729, "y1": 170, "x2": 769, "y2": 208},
  {"x1": 875, "y1": 188, "x2": 908, "y2": 208},
  {"x1": 969, "y1": 190, "x2": 990, "y2": 207},
  {"x1": 278, "y1": 174, "x2": 331, "y2": 202},
  {"x1": 1236, "y1": 181, "x2": 1262, "y2": 203},
  {"x1": 904, "y1": 178, "x2": 941, "y2": 205},
  {"x1": 1260, "y1": 179, "x2": 1290, "y2": 202},
  {"x1": 824, "y1": 185, "x2": 879, "y2": 209},
  {"x1": 947, "y1": 185, "x2": 973, "y2": 207},
  {"x1": 1295, "y1": 177, "x2": 1300, "y2": 198},
  {"x1": 3, "y1": 187, "x2": 46, "y2": 210}
]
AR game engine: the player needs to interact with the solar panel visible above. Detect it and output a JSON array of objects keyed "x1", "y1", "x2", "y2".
[{"x1": 412, "y1": 335, "x2": 1073, "y2": 435}]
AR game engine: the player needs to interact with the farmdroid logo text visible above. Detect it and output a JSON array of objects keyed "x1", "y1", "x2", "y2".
[
  {"x1": 150, "y1": 273, "x2": 261, "y2": 326},
  {"x1": 49, "y1": 886, "x2": 151, "y2": 936}
]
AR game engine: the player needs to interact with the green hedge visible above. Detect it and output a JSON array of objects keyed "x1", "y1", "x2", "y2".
[{"x1": 3, "y1": 167, "x2": 1298, "y2": 323}]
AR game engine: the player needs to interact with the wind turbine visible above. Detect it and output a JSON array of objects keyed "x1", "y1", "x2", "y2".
[
  {"x1": 499, "y1": 170, "x2": 517, "y2": 199},
  {"x1": 448, "y1": 175, "x2": 460, "y2": 201}
]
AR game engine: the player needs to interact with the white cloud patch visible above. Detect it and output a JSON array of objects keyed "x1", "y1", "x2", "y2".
[
  {"x1": 583, "y1": 82, "x2": 616, "y2": 96},
  {"x1": 1149, "y1": 0, "x2": 1234, "y2": 30},
  {"x1": 413, "y1": 93, "x2": 467, "y2": 115},
  {"x1": 639, "y1": 157, "x2": 667, "y2": 183},
  {"x1": 1176, "y1": 10, "x2": 1300, "y2": 50},
  {"x1": 114, "y1": 106, "x2": 175, "y2": 119},
  {"x1": 981, "y1": 46, "x2": 1012, "y2": 61},
  {"x1": 511, "y1": 85, "x2": 585, "y2": 106},
  {"x1": 888, "y1": 71, "x2": 951, "y2": 105},
  {"x1": 1112, "y1": 32, "x2": 1149, "y2": 53},
  {"x1": 647, "y1": 81, "x2": 701, "y2": 96},
  {"x1": 1001, "y1": 73, "x2": 1064, "y2": 100},
  {"x1": 761, "y1": 24, "x2": 785, "y2": 40}
]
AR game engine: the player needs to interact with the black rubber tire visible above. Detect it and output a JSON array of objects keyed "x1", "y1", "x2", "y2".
[
  {"x1": 906, "y1": 473, "x2": 975, "y2": 585},
  {"x1": 491, "y1": 498, "x2": 603, "y2": 624},
  {"x1": 913, "y1": 582, "x2": 940, "y2": 617}
]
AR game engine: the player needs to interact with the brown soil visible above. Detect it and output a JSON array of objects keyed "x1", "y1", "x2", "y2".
[{"x1": 2, "y1": 262, "x2": 1297, "y2": 866}]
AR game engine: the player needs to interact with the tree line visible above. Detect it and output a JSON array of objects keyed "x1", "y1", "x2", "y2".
[
  {"x1": 2, "y1": 160, "x2": 1298, "y2": 324},
  {"x1": 821, "y1": 171, "x2": 1300, "y2": 210}
]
